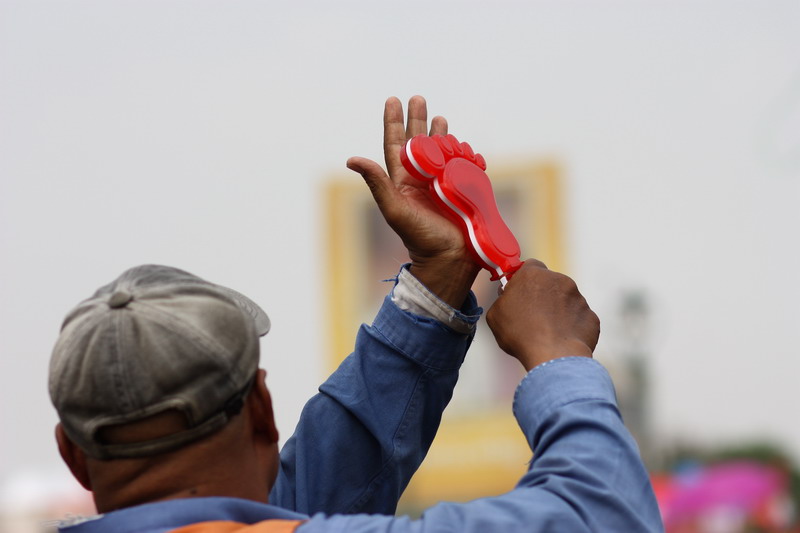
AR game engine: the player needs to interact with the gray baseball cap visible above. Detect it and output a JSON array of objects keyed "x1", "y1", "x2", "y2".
[{"x1": 48, "y1": 264, "x2": 270, "y2": 460}]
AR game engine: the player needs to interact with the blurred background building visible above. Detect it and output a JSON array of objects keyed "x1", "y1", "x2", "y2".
[{"x1": 2, "y1": 1, "x2": 799, "y2": 531}]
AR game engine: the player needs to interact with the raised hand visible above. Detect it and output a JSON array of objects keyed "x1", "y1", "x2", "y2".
[{"x1": 347, "y1": 96, "x2": 480, "y2": 308}]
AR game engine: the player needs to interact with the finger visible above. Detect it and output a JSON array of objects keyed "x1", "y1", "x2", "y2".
[
  {"x1": 405, "y1": 95, "x2": 428, "y2": 138},
  {"x1": 383, "y1": 97, "x2": 407, "y2": 177},
  {"x1": 430, "y1": 115, "x2": 448, "y2": 136},
  {"x1": 347, "y1": 156, "x2": 386, "y2": 181},
  {"x1": 522, "y1": 258, "x2": 548, "y2": 270},
  {"x1": 347, "y1": 156, "x2": 401, "y2": 217},
  {"x1": 586, "y1": 310, "x2": 601, "y2": 351}
]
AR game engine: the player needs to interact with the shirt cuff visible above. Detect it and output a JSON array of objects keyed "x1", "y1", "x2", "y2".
[
  {"x1": 390, "y1": 264, "x2": 481, "y2": 334},
  {"x1": 513, "y1": 357, "x2": 618, "y2": 447}
]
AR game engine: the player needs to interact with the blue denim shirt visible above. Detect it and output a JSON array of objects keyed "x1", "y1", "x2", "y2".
[{"x1": 58, "y1": 296, "x2": 663, "y2": 532}]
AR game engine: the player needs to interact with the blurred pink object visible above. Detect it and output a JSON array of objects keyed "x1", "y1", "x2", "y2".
[{"x1": 653, "y1": 461, "x2": 787, "y2": 528}]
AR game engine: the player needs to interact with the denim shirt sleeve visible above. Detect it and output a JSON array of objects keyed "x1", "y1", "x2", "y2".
[
  {"x1": 269, "y1": 288, "x2": 481, "y2": 516},
  {"x1": 297, "y1": 357, "x2": 664, "y2": 533}
]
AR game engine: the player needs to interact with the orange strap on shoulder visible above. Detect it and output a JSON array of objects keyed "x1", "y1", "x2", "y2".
[{"x1": 170, "y1": 519, "x2": 305, "y2": 533}]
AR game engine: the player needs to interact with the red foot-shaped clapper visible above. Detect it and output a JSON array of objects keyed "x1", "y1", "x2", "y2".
[{"x1": 400, "y1": 134, "x2": 523, "y2": 285}]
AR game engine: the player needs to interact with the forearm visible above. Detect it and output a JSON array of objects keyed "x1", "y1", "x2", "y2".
[
  {"x1": 507, "y1": 357, "x2": 663, "y2": 531},
  {"x1": 455, "y1": 357, "x2": 663, "y2": 531},
  {"x1": 405, "y1": 358, "x2": 661, "y2": 531},
  {"x1": 271, "y1": 288, "x2": 480, "y2": 515}
]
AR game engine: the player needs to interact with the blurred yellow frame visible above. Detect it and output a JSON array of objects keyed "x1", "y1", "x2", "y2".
[{"x1": 324, "y1": 159, "x2": 564, "y2": 511}]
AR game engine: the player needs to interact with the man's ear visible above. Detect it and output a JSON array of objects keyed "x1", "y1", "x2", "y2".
[
  {"x1": 247, "y1": 369, "x2": 280, "y2": 445},
  {"x1": 55, "y1": 423, "x2": 92, "y2": 491}
]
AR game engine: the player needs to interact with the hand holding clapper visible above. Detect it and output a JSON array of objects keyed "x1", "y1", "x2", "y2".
[{"x1": 400, "y1": 134, "x2": 523, "y2": 287}]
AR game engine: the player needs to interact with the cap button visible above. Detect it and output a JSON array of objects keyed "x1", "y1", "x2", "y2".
[{"x1": 108, "y1": 290, "x2": 133, "y2": 309}]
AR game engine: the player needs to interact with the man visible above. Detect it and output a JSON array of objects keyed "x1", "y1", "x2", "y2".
[{"x1": 49, "y1": 97, "x2": 664, "y2": 531}]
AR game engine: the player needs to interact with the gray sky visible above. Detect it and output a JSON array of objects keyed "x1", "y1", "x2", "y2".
[{"x1": 2, "y1": 0, "x2": 799, "y2": 504}]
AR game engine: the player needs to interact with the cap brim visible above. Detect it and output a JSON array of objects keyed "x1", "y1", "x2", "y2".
[{"x1": 214, "y1": 286, "x2": 271, "y2": 336}]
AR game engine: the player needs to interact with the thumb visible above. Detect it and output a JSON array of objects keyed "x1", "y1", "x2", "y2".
[{"x1": 346, "y1": 156, "x2": 399, "y2": 215}]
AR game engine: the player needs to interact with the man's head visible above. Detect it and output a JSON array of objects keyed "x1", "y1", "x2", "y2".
[{"x1": 49, "y1": 265, "x2": 280, "y2": 510}]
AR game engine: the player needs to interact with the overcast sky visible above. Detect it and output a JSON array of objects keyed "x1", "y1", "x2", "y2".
[{"x1": 2, "y1": 0, "x2": 799, "y2": 503}]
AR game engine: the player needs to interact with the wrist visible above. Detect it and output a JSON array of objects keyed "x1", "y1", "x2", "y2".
[
  {"x1": 516, "y1": 341, "x2": 594, "y2": 372},
  {"x1": 393, "y1": 266, "x2": 481, "y2": 334},
  {"x1": 408, "y1": 255, "x2": 480, "y2": 309}
]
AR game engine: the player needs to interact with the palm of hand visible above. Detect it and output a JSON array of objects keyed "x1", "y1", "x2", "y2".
[{"x1": 391, "y1": 177, "x2": 467, "y2": 263}]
